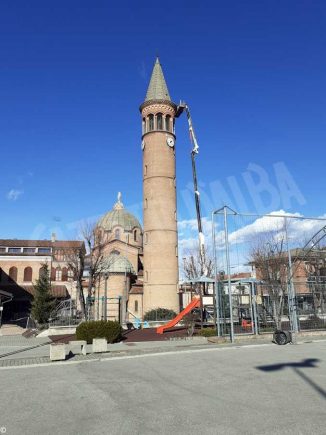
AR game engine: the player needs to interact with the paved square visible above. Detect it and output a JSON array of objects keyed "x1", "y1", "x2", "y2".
[{"x1": 1, "y1": 341, "x2": 325, "y2": 435}]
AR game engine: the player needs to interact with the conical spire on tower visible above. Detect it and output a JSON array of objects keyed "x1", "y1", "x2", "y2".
[{"x1": 145, "y1": 58, "x2": 171, "y2": 102}]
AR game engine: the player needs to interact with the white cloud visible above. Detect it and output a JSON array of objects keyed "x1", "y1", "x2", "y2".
[
  {"x1": 7, "y1": 189, "x2": 24, "y2": 201},
  {"x1": 178, "y1": 210, "x2": 326, "y2": 272}
]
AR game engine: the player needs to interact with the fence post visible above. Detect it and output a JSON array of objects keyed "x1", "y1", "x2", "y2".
[
  {"x1": 224, "y1": 206, "x2": 235, "y2": 343},
  {"x1": 285, "y1": 217, "x2": 299, "y2": 340},
  {"x1": 212, "y1": 211, "x2": 221, "y2": 337},
  {"x1": 251, "y1": 282, "x2": 259, "y2": 335}
]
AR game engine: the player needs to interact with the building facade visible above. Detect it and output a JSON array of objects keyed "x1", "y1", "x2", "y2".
[{"x1": 0, "y1": 238, "x2": 85, "y2": 323}]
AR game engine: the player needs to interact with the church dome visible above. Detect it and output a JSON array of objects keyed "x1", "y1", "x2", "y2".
[
  {"x1": 100, "y1": 254, "x2": 135, "y2": 274},
  {"x1": 98, "y1": 193, "x2": 142, "y2": 232}
]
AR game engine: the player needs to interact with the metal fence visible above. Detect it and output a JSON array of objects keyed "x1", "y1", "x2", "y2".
[{"x1": 212, "y1": 207, "x2": 326, "y2": 340}]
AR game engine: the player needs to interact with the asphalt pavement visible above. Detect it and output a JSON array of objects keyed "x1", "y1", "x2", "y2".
[{"x1": 0, "y1": 340, "x2": 325, "y2": 434}]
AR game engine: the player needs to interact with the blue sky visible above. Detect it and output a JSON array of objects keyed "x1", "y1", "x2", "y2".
[{"x1": 0, "y1": 0, "x2": 325, "y2": 243}]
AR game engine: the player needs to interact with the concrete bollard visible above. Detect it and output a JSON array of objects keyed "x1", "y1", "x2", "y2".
[
  {"x1": 69, "y1": 340, "x2": 87, "y2": 356},
  {"x1": 50, "y1": 343, "x2": 66, "y2": 361},
  {"x1": 92, "y1": 338, "x2": 108, "y2": 353}
]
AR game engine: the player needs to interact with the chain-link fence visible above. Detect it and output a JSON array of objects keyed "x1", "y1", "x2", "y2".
[{"x1": 212, "y1": 208, "x2": 326, "y2": 339}]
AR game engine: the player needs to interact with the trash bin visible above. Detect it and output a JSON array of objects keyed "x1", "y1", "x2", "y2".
[{"x1": 273, "y1": 329, "x2": 292, "y2": 345}]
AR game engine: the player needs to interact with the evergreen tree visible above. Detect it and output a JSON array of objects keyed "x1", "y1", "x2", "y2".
[{"x1": 31, "y1": 263, "x2": 55, "y2": 324}]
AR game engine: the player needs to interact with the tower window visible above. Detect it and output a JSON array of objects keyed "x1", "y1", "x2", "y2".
[
  {"x1": 134, "y1": 230, "x2": 137, "y2": 242},
  {"x1": 144, "y1": 165, "x2": 147, "y2": 176},
  {"x1": 148, "y1": 114, "x2": 154, "y2": 131},
  {"x1": 115, "y1": 229, "x2": 121, "y2": 240},
  {"x1": 165, "y1": 115, "x2": 171, "y2": 131},
  {"x1": 157, "y1": 113, "x2": 163, "y2": 130},
  {"x1": 135, "y1": 300, "x2": 138, "y2": 313},
  {"x1": 142, "y1": 117, "x2": 146, "y2": 134}
]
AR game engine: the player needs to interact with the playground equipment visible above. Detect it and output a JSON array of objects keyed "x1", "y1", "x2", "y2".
[{"x1": 156, "y1": 297, "x2": 200, "y2": 334}]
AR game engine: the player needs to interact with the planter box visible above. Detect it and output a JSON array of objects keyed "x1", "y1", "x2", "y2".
[
  {"x1": 50, "y1": 343, "x2": 66, "y2": 361},
  {"x1": 69, "y1": 340, "x2": 87, "y2": 355},
  {"x1": 92, "y1": 338, "x2": 108, "y2": 353}
]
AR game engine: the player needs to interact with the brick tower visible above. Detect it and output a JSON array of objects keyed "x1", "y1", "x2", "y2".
[{"x1": 140, "y1": 58, "x2": 179, "y2": 315}]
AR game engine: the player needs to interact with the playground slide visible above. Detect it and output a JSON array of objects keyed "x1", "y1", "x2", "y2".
[{"x1": 156, "y1": 297, "x2": 200, "y2": 334}]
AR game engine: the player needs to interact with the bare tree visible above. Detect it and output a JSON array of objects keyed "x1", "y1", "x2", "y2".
[
  {"x1": 182, "y1": 245, "x2": 214, "y2": 280},
  {"x1": 81, "y1": 221, "x2": 107, "y2": 301},
  {"x1": 64, "y1": 242, "x2": 87, "y2": 319},
  {"x1": 249, "y1": 232, "x2": 289, "y2": 329},
  {"x1": 65, "y1": 220, "x2": 110, "y2": 319}
]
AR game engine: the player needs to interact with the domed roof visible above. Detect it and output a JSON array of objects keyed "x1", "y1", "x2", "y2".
[
  {"x1": 98, "y1": 193, "x2": 142, "y2": 232},
  {"x1": 100, "y1": 254, "x2": 135, "y2": 274}
]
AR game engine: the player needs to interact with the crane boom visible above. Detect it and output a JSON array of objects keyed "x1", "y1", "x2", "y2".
[{"x1": 177, "y1": 102, "x2": 206, "y2": 275}]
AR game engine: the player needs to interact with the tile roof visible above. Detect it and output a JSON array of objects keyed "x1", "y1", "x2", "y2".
[{"x1": 145, "y1": 58, "x2": 171, "y2": 102}]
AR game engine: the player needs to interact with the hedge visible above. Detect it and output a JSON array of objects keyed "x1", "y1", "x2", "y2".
[
  {"x1": 197, "y1": 328, "x2": 217, "y2": 337},
  {"x1": 144, "y1": 308, "x2": 177, "y2": 321},
  {"x1": 76, "y1": 320, "x2": 122, "y2": 344}
]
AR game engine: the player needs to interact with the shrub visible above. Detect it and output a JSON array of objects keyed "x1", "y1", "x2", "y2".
[
  {"x1": 144, "y1": 308, "x2": 177, "y2": 321},
  {"x1": 76, "y1": 320, "x2": 122, "y2": 344},
  {"x1": 197, "y1": 328, "x2": 217, "y2": 337}
]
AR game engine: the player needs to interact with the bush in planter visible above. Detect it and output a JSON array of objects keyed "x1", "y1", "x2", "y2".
[
  {"x1": 197, "y1": 328, "x2": 217, "y2": 337},
  {"x1": 144, "y1": 308, "x2": 177, "y2": 321},
  {"x1": 76, "y1": 320, "x2": 122, "y2": 344}
]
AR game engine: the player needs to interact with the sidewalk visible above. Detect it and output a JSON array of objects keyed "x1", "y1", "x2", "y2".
[{"x1": 1, "y1": 333, "x2": 326, "y2": 369}]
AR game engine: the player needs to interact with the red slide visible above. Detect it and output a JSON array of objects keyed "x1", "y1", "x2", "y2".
[{"x1": 156, "y1": 297, "x2": 200, "y2": 334}]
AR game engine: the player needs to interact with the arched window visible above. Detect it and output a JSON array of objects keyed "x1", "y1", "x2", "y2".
[
  {"x1": 55, "y1": 267, "x2": 62, "y2": 281},
  {"x1": 134, "y1": 230, "x2": 137, "y2": 242},
  {"x1": 23, "y1": 267, "x2": 33, "y2": 282},
  {"x1": 9, "y1": 266, "x2": 18, "y2": 282},
  {"x1": 148, "y1": 114, "x2": 154, "y2": 131},
  {"x1": 62, "y1": 267, "x2": 68, "y2": 281},
  {"x1": 135, "y1": 300, "x2": 138, "y2": 313},
  {"x1": 111, "y1": 249, "x2": 120, "y2": 255},
  {"x1": 165, "y1": 115, "x2": 171, "y2": 131},
  {"x1": 157, "y1": 113, "x2": 163, "y2": 130},
  {"x1": 142, "y1": 117, "x2": 146, "y2": 134},
  {"x1": 115, "y1": 229, "x2": 121, "y2": 240},
  {"x1": 51, "y1": 267, "x2": 56, "y2": 281}
]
